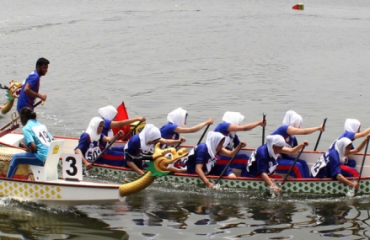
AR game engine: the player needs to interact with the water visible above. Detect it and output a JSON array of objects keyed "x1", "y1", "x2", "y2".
[{"x1": 1, "y1": 0, "x2": 370, "y2": 238}]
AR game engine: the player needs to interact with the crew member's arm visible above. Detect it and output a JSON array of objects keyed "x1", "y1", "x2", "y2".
[
  {"x1": 347, "y1": 135, "x2": 370, "y2": 155},
  {"x1": 75, "y1": 149, "x2": 91, "y2": 170},
  {"x1": 228, "y1": 119, "x2": 266, "y2": 132},
  {"x1": 24, "y1": 83, "x2": 46, "y2": 101},
  {"x1": 195, "y1": 163, "x2": 214, "y2": 188},
  {"x1": 336, "y1": 174, "x2": 359, "y2": 189},
  {"x1": 281, "y1": 141, "x2": 309, "y2": 154},
  {"x1": 175, "y1": 119, "x2": 214, "y2": 133},
  {"x1": 110, "y1": 117, "x2": 146, "y2": 129},
  {"x1": 159, "y1": 137, "x2": 186, "y2": 146},
  {"x1": 287, "y1": 124, "x2": 324, "y2": 136},
  {"x1": 218, "y1": 142, "x2": 247, "y2": 156}
]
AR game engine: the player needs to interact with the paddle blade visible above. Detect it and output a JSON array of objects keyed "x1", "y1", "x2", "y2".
[{"x1": 112, "y1": 101, "x2": 130, "y2": 140}]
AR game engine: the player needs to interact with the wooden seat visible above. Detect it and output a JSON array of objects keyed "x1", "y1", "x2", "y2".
[{"x1": 30, "y1": 140, "x2": 64, "y2": 181}]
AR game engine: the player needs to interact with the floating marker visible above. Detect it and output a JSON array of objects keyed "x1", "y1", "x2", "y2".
[{"x1": 292, "y1": 3, "x2": 304, "y2": 10}]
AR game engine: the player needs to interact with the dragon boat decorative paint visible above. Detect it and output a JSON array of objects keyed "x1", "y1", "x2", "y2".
[
  {"x1": 2, "y1": 133, "x2": 370, "y2": 195},
  {"x1": 0, "y1": 135, "x2": 188, "y2": 204}
]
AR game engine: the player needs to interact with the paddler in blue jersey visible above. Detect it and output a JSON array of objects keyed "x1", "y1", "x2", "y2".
[
  {"x1": 271, "y1": 110, "x2": 324, "y2": 178},
  {"x1": 160, "y1": 107, "x2": 213, "y2": 148},
  {"x1": 311, "y1": 136, "x2": 370, "y2": 189},
  {"x1": 246, "y1": 135, "x2": 308, "y2": 194},
  {"x1": 17, "y1": 58, "x2": 49, "y2": 112},
  {"x1": 213, "y1": 111, "x2": 265, "y2": 176}
]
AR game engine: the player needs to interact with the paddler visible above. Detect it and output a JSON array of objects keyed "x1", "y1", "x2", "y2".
[
  {"x1": 75, "y1": 117, "x2": 123, "y2": 170},
  {"x1": 124, "y1": 124, "x2": 186, "y2": 175},
  {"x1": 186, "y1": 131, "x2": 246, "y2": 188},
  {"x1": 271, "y1": 110, "x2": 324, "y2": 178},
  {"x1": 311, "y1": 136, "x2": 370, "y2": 189},
  {"x1": 17, "y1": 58, "x2": 49, "y2": 112},
  {"x1": 160, "y1": 107, "x2": 213, "y2": 148},
  {"x1": 96, "y1": 105, "x2": 145, "y2": 167},
  {"x1": 245, "y1": 135, "x2": 308, "y2": 194},
  {"x1": 214, "y1": 111, "x2": 265, "y2": 177},
  {"x1": 328, "y1": 119, "x2": 370, "y2": 173},
  {"x1": 7, "y1": 107, "x2": 54, "y2": 178}
]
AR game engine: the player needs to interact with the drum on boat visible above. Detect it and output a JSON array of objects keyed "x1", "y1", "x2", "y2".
[{"x1": 0, "y1": 147, "x2": 30, "y2": 179}]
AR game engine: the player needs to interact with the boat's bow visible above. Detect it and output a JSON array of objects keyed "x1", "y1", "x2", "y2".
[{"x1": 119, "y1": 143, "x2": 188, "y2": 196}]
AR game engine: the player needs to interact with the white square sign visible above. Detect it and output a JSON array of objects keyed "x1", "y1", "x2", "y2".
[{"x1": 61, "y1": 153, "x2": 83, "y2": 181}]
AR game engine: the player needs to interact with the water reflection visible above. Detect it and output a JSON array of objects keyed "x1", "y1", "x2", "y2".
[{"x1": 0, "y1": 198, "x2": 128, "y2": 240}]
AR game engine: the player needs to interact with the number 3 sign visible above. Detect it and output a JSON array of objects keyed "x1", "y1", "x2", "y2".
[{"x1": 61, "y1": 153, "x2": 83, "y2": 180}]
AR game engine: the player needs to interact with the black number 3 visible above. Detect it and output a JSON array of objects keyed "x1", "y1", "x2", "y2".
[{"x1": 66, "y1": 156, "x2": 77, "y2": 176}]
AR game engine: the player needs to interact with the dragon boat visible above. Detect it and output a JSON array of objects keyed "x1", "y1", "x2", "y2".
[
  {"x1": 0, "y1": 134, "x2": 188, "y2": 204},
  {"x1": 1, "y1": 132, "x2": 370, "y2": 196}
]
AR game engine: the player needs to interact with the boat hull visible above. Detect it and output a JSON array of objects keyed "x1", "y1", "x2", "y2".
[{"x1": 2, "y1": 132, "x2": 370, "y2": 195}]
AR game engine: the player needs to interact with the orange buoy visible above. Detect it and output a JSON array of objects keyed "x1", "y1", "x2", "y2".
[{"x1": 292, "y1": 3, "x2": 304, "y2": 10}]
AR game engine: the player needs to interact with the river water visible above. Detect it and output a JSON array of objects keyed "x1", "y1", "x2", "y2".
[{"x1": 1, "y1": 0, "x2": 370, "y2": 239}]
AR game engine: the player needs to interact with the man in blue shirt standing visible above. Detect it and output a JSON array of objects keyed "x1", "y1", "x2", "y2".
[{"x1": 17, "y1": 58, "x2": 49, "y2": 112}]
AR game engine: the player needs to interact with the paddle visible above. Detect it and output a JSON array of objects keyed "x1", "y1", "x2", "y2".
[
  {"x1": 91, "y1": 131, "x2": 123, "y2": 166},
  {"x1": 313, "y1": 118, "x2": 327, "y2": 151},
  {"x1": 0, "y1": 100, "x2": 44, "y2": 131},
  {"x1": 347, "y1": 138, "x2": 370, "y2": 197},
  {"x1": 213, "y1": 144, "x2": 243, "y2": 190},
  {"x1": 281, "y1": 145, "x2": 306, "y2": 186},
  {"x1": 197, "y1": 124, "x2": 211, "y2": 145},
  {"x1": 262, "y1": 113, "x2": 266, "y2": 145}
]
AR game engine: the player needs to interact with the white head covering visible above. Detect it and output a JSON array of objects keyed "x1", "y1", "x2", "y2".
[
  {"x1": 206, "y1": 131, "x2": 225, "y2": 159},
  {"x1": 222, "y1": 111, "x2": 245, "y2": 137},
  {"x1": 86, "y1": 117, "x2": 104, "y2": 142},
  {"x1": 266, "y1": 135, "x2": 286, "y2": 160},
  {"x1": 344, "y1": 119, "x2": 361, "y2": 133},
  {"x1": 335, "y1": 137, "x2": 352, "y2": 164},
  {"x1": 139, "y1": 124, "x2": 161, "y2": 151},
  {"x1": 282, "y1": 110, "x2": 303, "y2": 128},
  {"x1": 167, "y1": 107, "x2": 187, "y2": 127},
  {"x1": 98, "y1": 105, "x2": 117, "y2": 120}
]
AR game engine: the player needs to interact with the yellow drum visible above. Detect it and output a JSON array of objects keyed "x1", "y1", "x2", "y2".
[
  {"x1": 130, "y1": 121, "x2": 146, "y2": 136},
  {"x1": 0, "y1": 147, "x2": 30, "y2": 179}
]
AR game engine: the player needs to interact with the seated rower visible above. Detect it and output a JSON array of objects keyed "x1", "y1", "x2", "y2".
[
  {"x1": 186, "y1": 131, "x2": 246, "y2": 189},
  {"x1": 160, "y1": 107, "x2": 213, "y2": 147},
  {"x1": 246, "y1": 135, "x2": 308, "y2": 194},
  {"x1": 7, "y1": 107, "x2": 53, "y2": 178},
  {"x1": 272, "y1": 110, "x2": 324, "y2": 178},
  {"x1": 75, "y1": 117, "x2": 122, "y2": 170},
  {"x1": 97, "y1": 105, "x2": 146, "y2": 166},
  {"x1": 311, "y1": 136, "x2": 370, "y2": 188},
  {"x1": 124, "y1": 124, "x2": 185, "y2": 175},
  {"x1": 328, "y1": 119, "x2": 370, "y2": 170},
  {"x1": 214, "y1": 111, "x2": 265, "y2": 177}
]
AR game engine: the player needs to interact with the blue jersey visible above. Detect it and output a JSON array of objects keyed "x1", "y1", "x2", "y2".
[
  {"x1": 214, "y1": 122, "x2": 240, "y2": 150},
  {"x1": 75, "y1": 133, "x2": 101, "y2": 163},
  {"x1": 271, "y1": 125, "x2": 298, "y2": 147},
  {"x1": 312, "y1": 149, "x2": 341, "y2": 179},
  {"x1": 247, "y1": 145, "x2": 278, "y2": 177},
  {"x1": 186, "y1": 143, "x2": 215, "y2": 174},
  {"x1": 124, "y1": 134, "x2": 141, "y2": 159},
  {"x1": 329, "y1": 132, "x2": 356, "y2": 151},
  {"x1": 99, "y1": 118, "x2": 112, "y2": 150},
  {"x1": 17, "y1": 70, "x2": 40, "y2": 112},
  {"x1": 160, "y1": 123, "x2": 179, "y2": 140},
  {"x1": 22, "y1": 119, "x2": 53, "y2": 161}
]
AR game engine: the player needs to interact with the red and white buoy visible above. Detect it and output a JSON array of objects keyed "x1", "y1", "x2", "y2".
[{"x1": 292, "y1": 3, "x2": 304, "y2": 10}]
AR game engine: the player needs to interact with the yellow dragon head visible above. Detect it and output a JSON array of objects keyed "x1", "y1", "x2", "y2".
[
  {"x1": 127, "y1": 143, "x2": 188, "y2": 176},
  {"x1": 7, "y1": 80, "x2": 23, "y2": 99}
]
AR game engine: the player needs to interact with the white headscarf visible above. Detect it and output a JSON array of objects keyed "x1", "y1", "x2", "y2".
[
  {"x1": 86, "y1": 117, "x2": 104, "y2": 142},
  {"x1": 222, "y1": 111, "x2": 245, "y2": 137},
  {"x1": 205, "y1": 131, "x2": 225, "y2": 159},
  {"x1": 139, "y1": 124, "x2": 161, "y2": 151},
  {"x1": 335, "y1": 137, "x2": 351, "y2": 164},
  {"x1": 282, "y1": 110, "x2": 303, "y2": 128},
  {"x1": 344, "y1": 119, "x2": 361, "y2": 133},
  {"x1": 167, "y1": 107, "x2": 187, "y2": 127},
  {"x1": 98, "y1": 106, "x2": 117, "y2": 120},
  {"x1": 266, "y1": 135, "x2": 286, "y2": 160}
]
